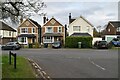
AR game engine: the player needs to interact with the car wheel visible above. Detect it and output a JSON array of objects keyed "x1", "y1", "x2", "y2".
[{"x1": 1, "y1": 47, "x2": 4, "y2": 50}]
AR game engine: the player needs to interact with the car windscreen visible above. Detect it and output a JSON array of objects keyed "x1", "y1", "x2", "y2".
[{"x1": 6, "y1": 42, "x2": 14, "y2": 45}]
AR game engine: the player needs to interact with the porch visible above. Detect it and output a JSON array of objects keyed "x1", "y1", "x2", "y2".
[{"x1": 42, "y1": 33, "x2": 63, "y2": 44}]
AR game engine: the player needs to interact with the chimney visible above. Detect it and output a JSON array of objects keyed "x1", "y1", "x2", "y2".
[
  {"x1": 69, "y1": 13, "x2": 71, "y2": 24},
  {"x1": 43, "y1": 14, "x2": 46, "y2": 24},
  {"x1": 46, "y1": 17, "x2": 49, "y2": 21}
]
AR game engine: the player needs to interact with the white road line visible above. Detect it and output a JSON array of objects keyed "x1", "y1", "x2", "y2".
[
  {"x1": 27, "y1": 58, "x2": 52, "y2": 80},
  {"x1": 37, "y1": 69, "x2": 41, "y2": 72},
  {"x1": 42, "y1": 71, "x2": 47, "y2": 75},
  {"x1": 89, "y1": 57, "x2": 106, "y2": 71}
]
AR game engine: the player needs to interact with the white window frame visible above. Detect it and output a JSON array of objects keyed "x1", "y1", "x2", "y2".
[
  {"x1": 73, "y1": 26, "x2": 80, "y2": 31},
  {"x1": 46, "y1": 27, "x2": 53, "y2": 33},
  {"x1": 108, "y1": 29, "x2": 111, "y2": 32},
  {"x1": 18, "y1": 37, "x2": 28, "y2": 44},
  {"x1": 21, "y1": 37, "x2": 26, "y2": 43},
  {"x1": 58, "y1": 27, "x2": 62, "y2": 33},
  {"x1": 21, "y1": 28, "x2": 28, "y2": 33},
  {"x1": 87, "y1": 26, "x2": 90, "y2": 32},
  {"x1": 9, "y1": 31, "x2": 11, "y2": 36},
  {"x1": 44, "y1": 37, "x2": 52, "y2": 43},
  {"x1": 32, "y1": 28, "x2": 36, "y2": 33},
  {"x1": 117, "y1": 27, "x2": 120, "y2": 32}
]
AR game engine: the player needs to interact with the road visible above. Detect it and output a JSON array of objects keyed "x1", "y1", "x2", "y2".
[{"x1": 2, "y1": 48, "x2": 118, "y2": 78}]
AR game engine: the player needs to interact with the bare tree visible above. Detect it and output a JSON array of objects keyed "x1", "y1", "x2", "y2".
[{"x1": 0, "y1": 0, "x2": 46, "y2": 22}]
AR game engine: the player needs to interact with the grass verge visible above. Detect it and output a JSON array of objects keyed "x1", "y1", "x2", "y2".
[{"x1": 2, "y1": 55, "x2": 36, "y2": 78}]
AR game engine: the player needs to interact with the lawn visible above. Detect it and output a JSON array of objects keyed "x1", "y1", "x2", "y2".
[{"x1": 2, "y1": 55, "x2": 36, "y2": 79}]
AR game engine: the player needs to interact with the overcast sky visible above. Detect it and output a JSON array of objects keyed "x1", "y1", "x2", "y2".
[{"x1": 30, "y1": 2, "x2": 118, "y2": 29}]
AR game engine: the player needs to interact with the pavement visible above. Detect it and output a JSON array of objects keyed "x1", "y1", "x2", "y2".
[{"x1": 2, "y1": 48, "x2": 119, "y2": 79}]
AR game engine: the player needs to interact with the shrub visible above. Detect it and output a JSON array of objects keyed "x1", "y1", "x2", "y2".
[
  {"x1": 34, "y1": 43, "x2": 40, "y2": 48},
  {"x1": 65, "y1": 36, "x2": 93, "y2": 48}
]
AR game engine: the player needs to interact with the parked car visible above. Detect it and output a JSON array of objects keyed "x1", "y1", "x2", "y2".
[
  {"x1": 52, "y1": 41, "x2": 61, "y2": 48},
  {"x1": 1, "y1": 42, "x2": 21, "y2": 50},
  {"x1": 110, "y1": 38, "x2": 120, "y2": 47},
  {"x1": 94, "y1": 40, "x2": 109, "y2": 49}
]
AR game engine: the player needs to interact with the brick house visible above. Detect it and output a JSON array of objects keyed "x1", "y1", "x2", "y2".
[
  {"x1": 102, "y1": 21, "x2": 120, "y2": 42},
  {"x1": 104, "y1": 21, "x2": 120, "y2": 35},
  {"x1": 17, "y1": 18, "x2": 41, "y2": 45},
  {"x1": 42, "y1": 17, "x2": 65, "y2": 46}
]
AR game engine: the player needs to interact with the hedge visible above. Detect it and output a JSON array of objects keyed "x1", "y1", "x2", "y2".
[{"x1": 65, "y1": 36, "x2": 93, "y2": 48}]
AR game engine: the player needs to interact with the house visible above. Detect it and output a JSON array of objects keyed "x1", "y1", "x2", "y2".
[
  {"x1": 68, "y1": 13, "x2": 93, "y2": 37},
  {"x1": 42, "y1": 17, "x2": 65, "y2": 46},
  {"x1": 17, "y1": 18, "x2": 41, "y2": 45},
  {"x1": 102, "y1": 21, "x2": 120, "y2": 42},
  {"x1": 0, "y1": 21, "x2": 17, "y2": 44}
]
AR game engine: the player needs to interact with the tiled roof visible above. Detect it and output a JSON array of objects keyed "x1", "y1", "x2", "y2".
[
  {"x1": 29, "y1": 19, "x2": 41, "y2": 28},
  {"x1": 109, "y1": 21, "x2": 120, "y2": 28},
  {"x1": 43, "y1": 33, "x2": 62, "y2": 37},
  {"x1": 0, "y1": 21, "x2": 16, "y2": 32},
  {"x1": 70, "y1": 33, "x2": 91, "y2": 37},
  {"x1": 18, "y1": 34, "x2": 36, "y2": 38}
]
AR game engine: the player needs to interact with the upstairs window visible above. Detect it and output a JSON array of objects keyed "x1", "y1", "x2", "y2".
[
  {"x1": 9, "y1": 31, "x2": 11, "y2": 36},
  {"x1": 32, "y1": 28, "x2": 35, "y2": 33},
  {"x1": 87, "y1": 26, "x2": 90, "y2": 32},
  {"x1": 73, "y1": 26, "x2": 80, "y2": 31},
  {"x1": 21, "y1": 28, "x2": 28, "y2": 33},
  {"x1": 108, "y1": 29, "x2": 111, "y2": 32},
  {"x1": 117, "y1": 27, "x2": 120, "y2": 32},
  {"x1": 58, "y1": 27, "x2": 62, "y2": 33},
  {"x1": 46, "y1": 27, "x2": 53, "y2": 33}
]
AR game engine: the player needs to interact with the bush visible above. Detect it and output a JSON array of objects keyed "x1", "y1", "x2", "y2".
[
  {"x1": 33, "y1": 43, "x2": 40, "y2": 48},
  {"x1": 65, "y1": 36, "x2": 93, "y2": 48}
]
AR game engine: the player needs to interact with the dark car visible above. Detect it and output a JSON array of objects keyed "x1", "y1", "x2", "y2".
[
  {"x1": 1, "y1": 42, "x2": 21, "y2": 50},
  {"x1": 110, "y1": 38, "x2": 120, "y2": 47},
  {"x1": 94, "y1": 40, "x2": 109, "y2": 49},
  {"x1": 52, "y1": 41, "x2": 61, "y2": 48}
]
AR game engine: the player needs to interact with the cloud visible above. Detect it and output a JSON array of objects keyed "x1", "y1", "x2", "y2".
[{"x1": 31, "y1": 2, "x2": 118, "y2": 29}]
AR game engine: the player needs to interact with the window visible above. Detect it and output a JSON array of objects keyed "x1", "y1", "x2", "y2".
[
  {"x1": 73, "y1": 26, "x2": 80, "y2": 31},
  {"x1": 58, "y1": 27, "x2": 62, "y2": 33},
  {"x1": 44, "y1": 37, "x2": 52, "y2": 43},
  {"x1": 21, "y1": 28, "x2": 28, "y2": 33},
  {"x1": 117, "y1": 27, "x2": 120, "y2": 32},
  {"x1": 21, "y1": 37, "x2": 26, "y2": 43},
  {"x1": 9, "y1": 31, "x2": 11, "y2": 36},
  {"x1": 108, "y1": 29, "x2": 111, "y2": 32},
  {"x1": 87, "y1": 26, "x2": 90, "y2": 32},
  {"x1": 32, "y1": 28, "x2": 35, "y2": 33},
  {"x1": 46, "y1": 27, "x2": 53, "y2": 33},
  {"x1": 45, "y1": 37, "x2": 50, "y2": 39}
]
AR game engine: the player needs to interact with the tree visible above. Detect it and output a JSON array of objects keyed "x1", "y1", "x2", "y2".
[
  {"x1": 0, "y1": 0, "x2": 46, "y2": 23},
  {"x1": 93, "y1": 28, "x2": 100, "y2": 37}
]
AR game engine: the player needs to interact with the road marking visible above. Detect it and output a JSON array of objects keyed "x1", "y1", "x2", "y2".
[
  {"x1": 27, "y1": 58, "x2": 52, "y2": 80},
  {"x1": 42, "y1": 71, "x2": 47, "y2": 75},
  {"x1": 89, "y1": 57, "x2": 106, "y2": 71}
]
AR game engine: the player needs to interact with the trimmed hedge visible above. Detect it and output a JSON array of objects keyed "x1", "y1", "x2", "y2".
[{"x1": 65, "y1": 36, "x2": 93, "y2": 48}]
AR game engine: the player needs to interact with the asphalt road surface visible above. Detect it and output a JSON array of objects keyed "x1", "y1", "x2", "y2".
[{"x1": 2, "y1": 48, "x2": 118, "y2": 78}]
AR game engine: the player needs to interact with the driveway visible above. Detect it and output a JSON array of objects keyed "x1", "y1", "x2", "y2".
[{"x1": 2, "y1": 48, "x2": 118, "y2": 78}]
